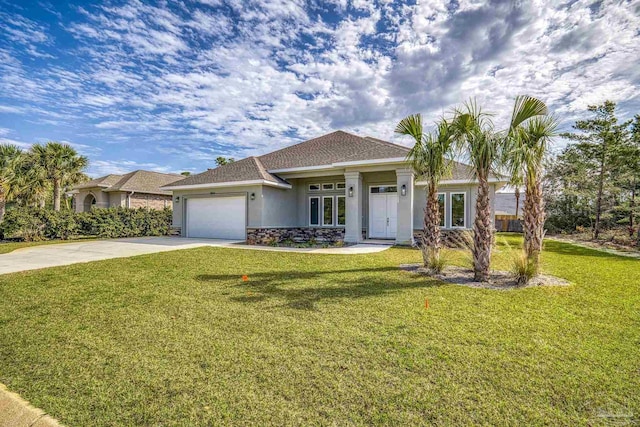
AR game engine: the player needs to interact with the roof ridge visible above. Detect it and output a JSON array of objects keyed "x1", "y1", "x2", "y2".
[{"x1": 258, "y1": 130, "x2": 353, "y2": 161}]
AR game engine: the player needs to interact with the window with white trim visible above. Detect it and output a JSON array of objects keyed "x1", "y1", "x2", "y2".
[
  {"x1": 337, "y1": 195, "x2": 346, "y2": 226},
  {"x1": 309, "y1": 184, "x2": 320, "y2": 191},
  {"x1": 336, "y1": 182, "x2": 346, "y2": 190},
  {"x1": 322, "y1": 196, "x2": 334, "y2": 226},
  {"x1": 309, "y1": 196, "x2": 320, "y2": 226},
  {"x1": 322, "y1": 183, "x2": 334, "y2": 190},
  {"x1": 450, "y1": 192, "x2": 466, "y2": 228}
]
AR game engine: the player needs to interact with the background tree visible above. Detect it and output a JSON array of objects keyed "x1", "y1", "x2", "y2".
[
  {"x1": 396, "y1": 115, "x2": 455, "y2": 268},
  {"x1": 30, "y1": 142, "x2": 88, "y2": 211},
  {"x1": 180, "y1": 171, "x2": 191, "y2": 176},
  {"x1": 560, "y1": 101, "x2": 629, "y2": 239},
  {"x1": 505, "y1": 96, "x2": 557, "y2": 273},
  {"x1": 544, "y1": 146, "x2": 596, "y2": 232},
  {"x1": 0, "y1": 144, "x2": 24, "y2": 222},
  {"x1": 215, "y1": 157, "x2": 235, "y2": 166}
]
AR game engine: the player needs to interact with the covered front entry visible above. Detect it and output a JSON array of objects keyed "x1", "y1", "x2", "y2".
[
  {"x1": 186, "y1": 196, "x2": 246, "y2": 239},
  {"x1": 368, "y1": 185, "x2": 398, "y2": 239}
]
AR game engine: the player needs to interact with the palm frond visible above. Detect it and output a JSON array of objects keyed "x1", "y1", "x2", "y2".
[{"x1": 509, "y1": 95, "x2": 548, "y2": 131}]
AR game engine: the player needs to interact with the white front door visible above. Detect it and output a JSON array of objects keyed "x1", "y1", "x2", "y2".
[{"x1": 369, "y1": 186, "x2": 398, "y2": 239}]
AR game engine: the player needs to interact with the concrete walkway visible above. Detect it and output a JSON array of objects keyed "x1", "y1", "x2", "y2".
[
  {"x1": 0, "y1": 237, "x2": 392, "y2": 275},
  {"x1": 0, "y1": 383, "x2": 62, "y2": 427}
]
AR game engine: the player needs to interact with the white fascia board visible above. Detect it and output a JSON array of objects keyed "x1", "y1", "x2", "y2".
[
  {"x1": 331, "y1": 157, "x2": 407, "y2": 167},
  {"x1": 268, "y1": 157, "x2": 408, "y2": 173},
  {"x1": 416, "y1": 178, "x2": 506, "y2": 186},
  {"x1": 162, "y1": 180, "x2": 292, "y2": 191}
]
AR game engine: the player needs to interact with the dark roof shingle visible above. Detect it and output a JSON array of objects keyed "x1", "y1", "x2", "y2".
[
  {"x1": 75, "y1": 170, "x2": 183, "y2": 195},
  {"x1": 165, "y1": 157, "x2": 287, "y2": 187},
  {"x1": 258, "y1": 130, "x2": 409, "y2": 170}
]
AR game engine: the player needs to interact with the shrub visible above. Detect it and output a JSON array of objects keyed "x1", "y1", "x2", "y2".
[
  {"x1": 426, "y1": 250, "x2": 448, "y2": 274},
  {"x1": 0, "y1": 207, "x2": 47, "y2": 241},
  {"x1": 511, "y1": 252, "x2": 537, "y2": 286},
  {"x1": 1, "y1": 207, "x2": 172, "y2": 241}
]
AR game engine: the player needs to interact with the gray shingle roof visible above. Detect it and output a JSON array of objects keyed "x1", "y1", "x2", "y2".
[
  {"x1": 162, "y1": 130, "x2": 501, "y2": 188},
  {"x1": 165, "y1": 157, "x2": 287, "y2": 187},
  {"x1": 259, "y1": 130, "x2": 409, "y2": 170},
  {"x1": 73, "y1": 174, "x2": 123, "y2": 190},
  {"x1": 75, "y1": 170, "x2": 183, "y2": 195}
]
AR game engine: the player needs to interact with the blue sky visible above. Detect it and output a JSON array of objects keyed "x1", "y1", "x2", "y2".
[{"x1": 1, "y1": 0, "x2": 639, "y2": 177}]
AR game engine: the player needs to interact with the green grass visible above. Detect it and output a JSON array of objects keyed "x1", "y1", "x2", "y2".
[
  {"x1": 0, "y1": 237, "x2": 97, "y2": 254},
  {"x1": 0, "y1": 235, "x2": 638, "y2": 425}
]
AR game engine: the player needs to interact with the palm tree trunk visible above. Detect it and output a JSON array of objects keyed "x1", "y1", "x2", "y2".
[
  {"x1": 523, "y1": 177, "x2": 545, "y2": 274},
  {"x1": 473, "y1": 176, "x2": 492, "y2": 281},
  {"x1": 0, "y1": 192, "x2": 5, "y2": 223},
  {"x1": 53, "y1": 178, "x2": 61, "y2": 211},
  {"x1": 421, "y1": 184, "x2": 441, "y2": 267}
]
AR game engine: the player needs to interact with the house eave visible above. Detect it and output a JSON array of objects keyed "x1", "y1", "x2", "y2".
[
  {"x1": 162, "y1": 179, "x2": 292, "y2": 191},
  {"x1": 267, "y1": 157, "x2": 408, "y2": 174}
]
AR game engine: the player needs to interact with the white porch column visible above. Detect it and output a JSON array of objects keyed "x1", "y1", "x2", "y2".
[
  {"x1": 396, "y1": 169, "x2": 414, "y2": 245},
  {"x1": 344, "y1": 171, "x2": 362, "y2": 243}
]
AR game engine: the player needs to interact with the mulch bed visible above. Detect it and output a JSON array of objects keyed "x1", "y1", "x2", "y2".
[{"x1": 400, "y1": 264, "x2": 571, "y2": 290}]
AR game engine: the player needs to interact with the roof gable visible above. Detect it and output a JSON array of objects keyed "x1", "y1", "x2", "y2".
[{"x1": 258, "y1": 130, "x2": 409, "y2": 170}]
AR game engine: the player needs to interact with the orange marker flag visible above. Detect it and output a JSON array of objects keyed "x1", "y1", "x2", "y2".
[
  {"x1": 425, "y1": 299, "x2": 429, "y2": 309},
  {"x1": 242, "y1": 275, "x2": 249, "y2": 282}
]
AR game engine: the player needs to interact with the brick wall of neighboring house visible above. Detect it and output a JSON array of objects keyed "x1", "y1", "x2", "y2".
[{"x1": 128, "y1": 193, "x2": 173, "y2": 210}]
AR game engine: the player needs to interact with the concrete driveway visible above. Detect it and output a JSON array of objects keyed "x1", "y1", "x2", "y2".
[
  {"x1": 0, "y1": 237, "x2": 241, "y2": 275},
  {"x1": 0, "y1": 237, "x2": 392, "y2": 275}
]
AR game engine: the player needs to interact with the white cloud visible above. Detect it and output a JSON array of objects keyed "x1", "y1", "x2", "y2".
[{"x1": 0, "y1": 0, "x2": 638, "y2": 173}]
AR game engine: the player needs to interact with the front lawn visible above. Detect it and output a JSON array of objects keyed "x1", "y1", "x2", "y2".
[{"x1": 0, "y1": 235, "x2": 638, "y2": 425}]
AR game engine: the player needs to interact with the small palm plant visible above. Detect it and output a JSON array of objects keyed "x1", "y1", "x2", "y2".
[
  {"x1": 505, "y1": 96, "x2": 558, "y2": 276},
  {"x1": 395, "y1": 115, "x2": 455, "y2": 269}
]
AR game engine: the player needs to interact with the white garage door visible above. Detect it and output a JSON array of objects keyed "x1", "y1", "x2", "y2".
[{"x1": 186, "y1": 196, "x2": 246, "y2": 239}]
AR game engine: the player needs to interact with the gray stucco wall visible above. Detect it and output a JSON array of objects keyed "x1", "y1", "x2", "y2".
[{"x1": 261, "y1": 183, "x2": 298, "y2": 227}]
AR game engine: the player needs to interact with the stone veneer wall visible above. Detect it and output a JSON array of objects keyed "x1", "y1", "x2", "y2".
[
  {"x1": 247, "y1": 227, "x2": 345, "y2": 245},
  {"x1": 413, "y1": 229, "x2": 475, "y2": 249}
]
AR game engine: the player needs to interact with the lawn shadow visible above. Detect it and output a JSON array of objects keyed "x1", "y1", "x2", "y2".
[{"x1": 195, "y1": 266, "x2": 443, "y2": 310}]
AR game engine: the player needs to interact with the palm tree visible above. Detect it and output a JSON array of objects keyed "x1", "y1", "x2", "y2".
[
  {"x1": 0, "y1": 144, "x2": 24, "y2": 221},
  {"x1": 505, "y1": 96, "x2": 557, "y2": 273},
  {"x1": 450, "y1": 101, "x2": 501, "y2": 281},
  {"x1": 396, "y1": 115, "x2": 455, "y2": 267},
  {"x1": 30, "y1": 142, "x2": 88, "y2": 211}
]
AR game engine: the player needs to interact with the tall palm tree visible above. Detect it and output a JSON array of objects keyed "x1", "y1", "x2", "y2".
[
  {"x1": 505, "y1": 96, "x2": 557, "y2": 273},
  {"x1": 0, "y1": 144, "x2": 24, "y2": 221},
  {"x1": 395, "y1": 115, "x2": 455, "y2": 267},
  {"x1": 450, "y1": 101, "x2": 501, "y2": 281},
  {"x1": 30, "y1": 142, "x2": 88, "y2": 211}
]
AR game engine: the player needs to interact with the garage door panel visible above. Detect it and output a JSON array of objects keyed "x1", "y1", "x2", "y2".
[{"x1": 186, "y1": 196, "x2": 246, "y2": 239}]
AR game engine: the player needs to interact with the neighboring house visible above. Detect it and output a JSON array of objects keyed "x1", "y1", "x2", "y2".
[
  {"x1": 72, "y1": 170, "x2": 183, "y2": 212},
  {"x1": 495, "y1": 186, "x2": 524, "y2": 218},
  {"x1": 163, "y1": 131, "x2": 508, "y2": 245}
]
